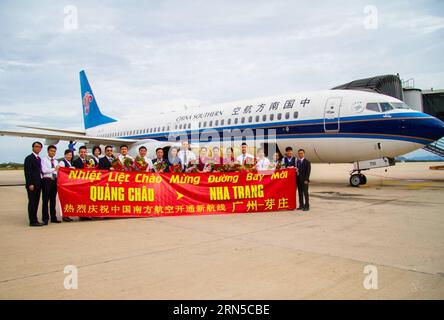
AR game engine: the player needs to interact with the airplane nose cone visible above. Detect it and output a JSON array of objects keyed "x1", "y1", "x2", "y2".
[{"x1": 424, "y1": 116, "x2": 444, "y2": 142}]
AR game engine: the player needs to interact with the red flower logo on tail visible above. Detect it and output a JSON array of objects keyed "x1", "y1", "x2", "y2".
[{"x1": 83, "y1": 91, "x2": 93, "y2": 116}]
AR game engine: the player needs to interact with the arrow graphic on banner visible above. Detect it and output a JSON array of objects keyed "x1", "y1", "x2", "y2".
[{"x1": 176, "y1": 191, "x2": 184, "y2": 200}]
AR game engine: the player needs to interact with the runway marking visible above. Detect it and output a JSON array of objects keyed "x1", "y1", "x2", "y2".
[{"x1": 406, "y1": 182, "x2": 436, "y2": 190}]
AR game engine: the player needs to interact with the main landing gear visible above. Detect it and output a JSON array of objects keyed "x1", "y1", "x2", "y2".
[{"x1": 349, "y1": 171, "x2": 367, "y2": 187}]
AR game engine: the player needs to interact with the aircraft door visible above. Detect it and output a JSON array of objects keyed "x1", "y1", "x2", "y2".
[{"x1": 324, "y1": 97, "x2": 342, "y2": 132}]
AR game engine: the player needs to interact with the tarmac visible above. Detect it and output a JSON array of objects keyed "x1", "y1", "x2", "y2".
[{"x1": 0, "y1": 162, "x2": 443, "y2": 299}]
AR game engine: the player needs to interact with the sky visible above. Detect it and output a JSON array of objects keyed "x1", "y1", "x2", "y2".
[{"x1": 0, "y1": 0, "x2": 443, "y2": 162}]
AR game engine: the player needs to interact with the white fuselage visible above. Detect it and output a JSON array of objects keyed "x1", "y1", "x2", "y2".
[{"x1": 86, "y1": 90, "x2": 440, "y2": 162}]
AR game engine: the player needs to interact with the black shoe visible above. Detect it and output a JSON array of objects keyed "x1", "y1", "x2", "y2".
[
  {"x1": 51, "y1": 220, "x2": 62, "y2": 223},
  {"x1": 303, "y1": 207, "x2": 310, "y2": 211},
  {"x1": 297, "y1": 206, "x2": 304, "y2": 210},
  {"x1": 42, "y1": 221, "x2": 49, "y2": 225},
  {"x1": 63, "y1": 217, "x2": 73, "y2": 222},
  {"x1": 29, "y1": 222, "x2": 43, "y2": 227},
  {"x1": 79, "y1": 217, "x2": 92, "y2": 221}
]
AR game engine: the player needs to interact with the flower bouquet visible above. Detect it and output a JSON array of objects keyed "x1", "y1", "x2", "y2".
[
  {"x1": 153, "y1": 160, "x2": 168, "y2": 173},
  {"x1": 84, "y1": 156, "x2": 98, "y2": 169},
  {"x1": 186, "y1": 160, "x2": 199, "y2": 173},
  {"x1": 111, "y1": 157, "x2": 124, "y2": 171},
  {"x1": 213, "y1": 163, "x2": 225, "y2": 172},
  {"x1": 267, "y1": 162, "x2": 283, "y2": 171},
  {"x1": 203, "y1": 163, "x2": 213, "y2": 172},
  {"x1": 134, "y1": 155, "x2": 148, "y2": 171},
  {"x1": 169, "y1": 163, "x2": 183, "y2": 173},
  {"x1": 123, "y1": 157, "x2": 134, "y2": 172},
  {"x1": 242, "y1": 157, "x2": 257, "y2": 172}
]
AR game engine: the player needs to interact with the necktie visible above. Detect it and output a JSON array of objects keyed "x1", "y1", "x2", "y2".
[
  {"x1": 184, "y1": 152, "x2": 187, "y2": 166},
  {"x1": 51, "y1": 158, "x2": 56, "y2": 179},
  {"x1": 242, "y1": 155, "x2": 245, "y2": 164}
]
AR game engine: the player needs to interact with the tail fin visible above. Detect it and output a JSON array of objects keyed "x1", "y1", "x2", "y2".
[{"x1": 80, "y1": 70, "x2": 117, "y2": 129}]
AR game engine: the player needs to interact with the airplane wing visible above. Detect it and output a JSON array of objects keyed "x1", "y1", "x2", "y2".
[
  {"x1": 0, "y1": 129, "x2": 138, "y2": 145},
  {"x1": 17, "y1": 125, "x2": 86, "y2": 135}
]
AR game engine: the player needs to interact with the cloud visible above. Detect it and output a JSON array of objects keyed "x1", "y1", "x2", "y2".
[{"x1": 0, "y1": 0, "x2": 443, "y2": 161}]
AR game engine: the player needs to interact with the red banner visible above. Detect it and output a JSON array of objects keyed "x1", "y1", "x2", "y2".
[{"x1": 57, "y1": 167, "x2": 296, "y2": 218}]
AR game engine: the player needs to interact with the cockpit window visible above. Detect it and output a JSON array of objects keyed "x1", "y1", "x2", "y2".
[
  {"x1": 390, "y1": 102, "x2": 410, "y2": 109},
  {"x1": 379, "y1": 102, "x2": 394, "y2": 112},
  {"x1": 366, "y1": 103, "x2": 380, "y2": 112}
]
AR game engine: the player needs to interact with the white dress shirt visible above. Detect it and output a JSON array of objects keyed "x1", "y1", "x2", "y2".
[
  {"x1": 236, "y1": 153, "x2": 254, "y2": 164},
  {"x1": 41, "y1": 156, "x2": 59, "y2": 179},
  {"x1": 58, "y1": 159, "x2": 73, "y2": 168},
  {"x1": 178, "y1": 149, "x2": 196, "y2": 168},
  {"x1": 256, "y1": 157, "x2": 271, "y2": 171},
  {"x1": 118, "y1": 154, "x2": 134, "y2": 163}
]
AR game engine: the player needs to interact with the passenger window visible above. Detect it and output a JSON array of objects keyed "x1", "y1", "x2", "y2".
[
  {"x1": 294, "y1": 111, "x2": 298, "y2": 118},
  {"x1": 221, "y1": 119, "x2": 225, "y2": 126},
  {"x1": 270, "y1": 114, "x2": 274, "y2": 121},
  {"x1": 215, "y1": 120, "x2": 219, "y2": 126},
  {"x1": 256, "y1": 115, "x2": 260, "y2": 122},
  {"x1": 262, "y1": 114, "x2": 267, "y2": 122},
  {"x1": 241, "y1": 117, "x2": 245, "y2": 124},
  {"x1": 366, "y1": 103, "x2": 380, "y2": 112},
  {"x1": 203, "y1": 121, "x2": 207, "y2": 128},
  {"x1": 285, "y1": 112, "x2": 290, "y2": 119},
  {"x1": 248, "y1": 116, "x2": 252, "y2": 123},
  {"x1": 234, "y1": 118, "x2": 238, "y2": 124},
  {"x1": 277, "y1": 113, "x2": 282, "y2": 120},
  {"x1": 209, "y1": 121, "x2": 212, "y2": 127},
  {"x1": 227, "y1": 119, "x2": 231, "y2": 125}
]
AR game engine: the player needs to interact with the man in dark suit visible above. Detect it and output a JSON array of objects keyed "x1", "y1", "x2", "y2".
[
  {"x1": 73, "y1": 146, "x2": 88, "y2": 169},
  {"x1": 282, "y1": 146, "x2": 296, "y2": 168},
  {"x1": 296, "y1": 148, "x2": 311, "y2": 211},
  {"x1": 24, "y1": 141, "x2": 44, "y2": 226},
  {"x1": 152, "y1": 148, "x2": 170, "y2": 173},
  {"x1": 73, "y1": 146, "x2": 93, "y2": 221},
  {"x1": 98, "y1": 145, "x2": 115, "y2": 170}
]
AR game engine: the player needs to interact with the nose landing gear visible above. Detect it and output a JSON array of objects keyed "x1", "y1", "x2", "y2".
[{"x1": 349, "y1": 157, "x2": 395, "y2": 187}]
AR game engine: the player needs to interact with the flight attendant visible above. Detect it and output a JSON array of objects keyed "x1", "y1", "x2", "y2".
[
  {"x1": 282, "y1": 147, "x2": 296, "y2": 168},
  {"x1": 91, "y1": 146, "x2": 101, "y2": 167}
]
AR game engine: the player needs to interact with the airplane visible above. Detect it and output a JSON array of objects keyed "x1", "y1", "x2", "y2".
[{"x1": 1, "y1": 70, "x2": 444, "y2": 187}]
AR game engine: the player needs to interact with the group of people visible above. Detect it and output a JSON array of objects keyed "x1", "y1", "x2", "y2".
[{"x1": 24, "y1": 140, "x2": 311, "y2": 227}]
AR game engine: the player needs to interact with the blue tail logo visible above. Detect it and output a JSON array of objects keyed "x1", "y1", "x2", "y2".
[{"x1": 80, "y1": 70, "x2": 117, "y2": 129}]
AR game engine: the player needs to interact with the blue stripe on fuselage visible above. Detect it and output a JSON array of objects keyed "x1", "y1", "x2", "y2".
[{"x1": 117, "y1": 113, "x2": 439, "y2": 145}]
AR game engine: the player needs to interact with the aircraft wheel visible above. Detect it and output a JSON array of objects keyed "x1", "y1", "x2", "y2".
[
  {"x1": 359, "y1": 174, "x2": 367, "y2": 185},
  {"x1": 350, "y1": 174, "x2": 361, "y2": 187}
]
